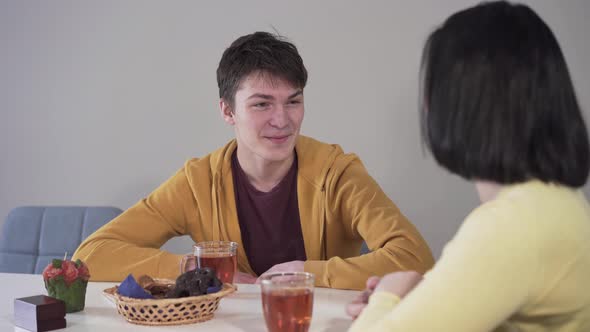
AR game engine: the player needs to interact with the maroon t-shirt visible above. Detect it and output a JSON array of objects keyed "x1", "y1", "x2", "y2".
[{"x1": 231, "y1": 151, "x2": 307, "y2": 276}]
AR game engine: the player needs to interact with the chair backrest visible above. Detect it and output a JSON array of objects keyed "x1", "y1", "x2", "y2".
[
  {"x1": 360, "y1": 242, "x2": 370, "y2": 255},
  {"x1": 0, "y1": 206, "x2": 122, "y2": 274}
]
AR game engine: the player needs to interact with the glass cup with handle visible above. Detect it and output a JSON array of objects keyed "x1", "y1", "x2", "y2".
[{"x1": 180, "y1": 241, "x2": 238, "y2": 284}]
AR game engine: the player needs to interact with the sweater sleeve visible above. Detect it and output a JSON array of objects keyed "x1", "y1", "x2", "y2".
[
  {"x1": 349, "y1": 292, "x2": 401, "y2": 332},
  {"x1": 305, "y1": 159, "x2": 435, "y2": 290},
  {"x1": 348, "y1": 203, "x2": 538, "y2": 331},
  {"x1": 73, "y1": 166, "x2": 197, "y2": 281}
]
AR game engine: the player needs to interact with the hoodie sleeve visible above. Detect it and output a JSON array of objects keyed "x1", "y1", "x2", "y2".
[
  {"x1": 304, "y1": 158, "x2": 434, "y2": 290},
  {"x1": 73, "y1": 166, "x2": 197, "y2": 281}
]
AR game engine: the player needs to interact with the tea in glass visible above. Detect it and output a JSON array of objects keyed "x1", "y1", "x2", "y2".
[
  {"x1": 261, "y1": 272, "x2": 314, "y2": 332},
  {"x1": 180, "y1": 241, "x2": 238, "y2": 284},
  {"x1": 194, "y1": 241, "x2": 238, "y2": 284}
]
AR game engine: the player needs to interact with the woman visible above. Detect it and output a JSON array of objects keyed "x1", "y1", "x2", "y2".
[{"x1": 348, "y1": 1, "x2": 590, "y2": 331}]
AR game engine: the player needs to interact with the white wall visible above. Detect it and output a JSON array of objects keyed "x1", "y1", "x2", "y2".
[{"x1": 1, "y1": 0, "x2": 589, "y2": 258}]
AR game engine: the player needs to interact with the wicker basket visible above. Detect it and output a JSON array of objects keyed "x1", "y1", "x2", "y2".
[{"x1": 103, "y1": 279, "x2": 237, "y2": 326}]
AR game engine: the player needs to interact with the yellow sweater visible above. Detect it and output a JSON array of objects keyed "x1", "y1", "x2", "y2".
[
  {"x1": 350, "y1": 180, "x2": 590, "y2": 331},
  {"x1": 73, "y1": 136, "x2": 434, "y2": 289}
]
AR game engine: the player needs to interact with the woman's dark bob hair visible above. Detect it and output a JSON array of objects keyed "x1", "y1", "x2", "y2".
[{"x1": 420, "y1": 1, "x2": 589, "y2": 187}]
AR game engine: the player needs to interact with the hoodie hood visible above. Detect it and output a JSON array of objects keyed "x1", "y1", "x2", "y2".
[{"x1": 209, "y1": 135, "x2": 348, "y2": 191}]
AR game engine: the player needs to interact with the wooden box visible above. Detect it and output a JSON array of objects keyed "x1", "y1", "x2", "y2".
[{"x1": 14, "y1": 295, "x2": 66, "y2": 332}]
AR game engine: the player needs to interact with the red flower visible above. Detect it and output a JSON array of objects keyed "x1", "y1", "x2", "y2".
[
  {"x1": 77, "y1": 262, "x2": 90, "y2": 281},
  {"x1": 42, "y1": 264, "x2": 62, "y2": 281},
  {"x1": 62, "y1": 260, "x2": 79, "y2": 284},
  {"x1": 43, "y1": 258, "x2": 90, "y2": 283}
]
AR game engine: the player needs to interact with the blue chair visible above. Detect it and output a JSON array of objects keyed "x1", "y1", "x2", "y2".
[
  {"x1": 0, "y1": 206, "x2": 122, "y2": 274},
  {"x1": 360, "y1": 242, "x2": 370, "y2": 255}
]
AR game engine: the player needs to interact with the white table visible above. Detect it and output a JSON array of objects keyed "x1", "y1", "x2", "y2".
[{"x1": 0, "y1": 273, "x2": 357, "y2": 331}]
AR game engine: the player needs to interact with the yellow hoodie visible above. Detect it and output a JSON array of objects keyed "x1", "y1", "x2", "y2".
[{"x1": 73, "y1": 136, "x2": 434, "y2": 290}]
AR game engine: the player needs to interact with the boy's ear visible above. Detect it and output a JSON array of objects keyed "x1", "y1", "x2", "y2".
[{"x1": 220, "y1": 99, "x2": 235, "y2": 125}]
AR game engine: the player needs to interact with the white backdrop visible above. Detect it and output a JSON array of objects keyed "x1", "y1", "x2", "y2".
[{"x1": 1, "y1": 0, "x2": 589, "y2": 258}]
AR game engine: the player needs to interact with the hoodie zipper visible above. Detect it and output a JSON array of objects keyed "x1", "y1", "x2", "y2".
[
  {"x1": 212, "y1": 173, "x2": 221, "y2": 241},
  {"x1": 319, "y1": 184, "x2": 327, "y2": 260}
]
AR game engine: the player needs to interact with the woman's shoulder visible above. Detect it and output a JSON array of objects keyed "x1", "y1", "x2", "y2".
[{"x1": 462, "y1": 180, "x2": 590, "y2": 250}]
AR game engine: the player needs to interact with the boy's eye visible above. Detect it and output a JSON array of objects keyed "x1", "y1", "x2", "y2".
[{"x1": 253, "y1": 102, "x2": 269, "y2": 108}]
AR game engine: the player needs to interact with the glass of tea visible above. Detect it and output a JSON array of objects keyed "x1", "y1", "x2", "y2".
[
  {"x1": 260, "y1": 272, "x2": 315, "y2": 332},
  {"x1": 180, "y1": 241, "x2": 238, "y2": 284}
]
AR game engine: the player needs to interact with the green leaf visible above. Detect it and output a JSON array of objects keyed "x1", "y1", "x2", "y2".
[
  {"x1": 52, "y1": 259, "x2": 62, "y2": 268},
  {"x1": 45, "y1": 278, "x2": 88, "y2": 313},
  {"x1": 75, "y1": 259, "x2": 82, "y2": 268}
]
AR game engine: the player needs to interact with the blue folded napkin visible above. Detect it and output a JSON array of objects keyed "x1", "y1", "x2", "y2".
[
  {"x1": 206, "y1": 285, "x2": 222, "y2": 294},
  {"x1": 117, "y1": 274, "x2": 154, "y2": 299}
]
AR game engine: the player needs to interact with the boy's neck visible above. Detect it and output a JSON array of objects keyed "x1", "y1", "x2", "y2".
[{"x1": 236, "y1": 148, "x2": 295, "y2": 192}]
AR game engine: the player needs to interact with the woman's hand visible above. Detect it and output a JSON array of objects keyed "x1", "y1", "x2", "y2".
[
  {"x1": 346, "y1": 271, "x2": 423, "y2": 320},
  {"x1": 374, "y1": 271, "x2": 423, "y2": 298},
  {"x1": 345, "y1": 276, "x2": 381, "y2": 320}
]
